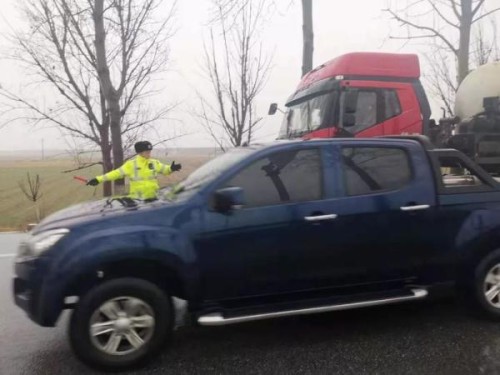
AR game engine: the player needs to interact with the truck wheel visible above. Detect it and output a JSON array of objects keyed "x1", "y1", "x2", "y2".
[
  {"x1": 69, "y1": 278, "x2": 173, "y2": 371},
  {"x1": 467, "y1": 249, "x2": 500, "y2": 319}
]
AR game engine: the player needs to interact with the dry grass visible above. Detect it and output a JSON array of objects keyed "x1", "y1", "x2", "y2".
[{"x1": 0, "y1": 155, "x2": 209, "y2": 231}]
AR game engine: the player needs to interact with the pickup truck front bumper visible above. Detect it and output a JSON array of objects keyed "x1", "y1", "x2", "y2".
[{"x1": 13, "y1": 258, "x2": 61, "y2": 327}]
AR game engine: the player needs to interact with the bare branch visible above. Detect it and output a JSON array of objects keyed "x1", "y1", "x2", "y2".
[
  {"x1": 384, "y1": 8, "x2": 458, "y2": 54},
  {"x1": 473, "y1": 7, "x2": 500, "y2": 23},
  {"x1": 62, "y1": 161, "x2": 103, "y2": 173},
  {"x1": 472, "y1": 0, "x2": 486, "y2": 16},
  {"x1": 450, "y1": 0, "x2": 461, "y2": 19},
  {"x1": 426, "y1": 0, "x2": 460, "y2": 28}
]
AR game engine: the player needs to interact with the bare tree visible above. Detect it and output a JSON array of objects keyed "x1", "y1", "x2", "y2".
[
  {"x1": 210, "y1": 0, "x2": 312, "y2": 77},
  {"x1": 196, "y1": 0, "x2": 272, "y2": 150},
  {"x1": 385, "y1": 0, "x2": 499, "y2": 84},
  {"x1": 0, "y1": 0, "x2": 176, "y2": 196},
  {"x1": 424, "y1": 49, "x2": 458, "y2": 117},
  {"x1": 18, "y1": 173, "x2": 43, "y2": 222},
  {"x1": 385, "y1": 0, "x2": 500, "y2": 115},
  {"x1": 472, "y1": 17, "x2": 500, "y2": 66},
  {"x1": 422, "y1": 18, "x2": 499, "y2": 117}
]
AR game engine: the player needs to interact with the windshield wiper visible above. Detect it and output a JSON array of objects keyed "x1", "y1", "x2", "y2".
[{"x1": 162, "y1": 182, "x2": 204, "y2": 201}]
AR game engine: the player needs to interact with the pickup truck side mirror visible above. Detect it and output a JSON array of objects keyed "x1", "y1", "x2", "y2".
[{"x1": 212, "y1": 187, "x2": 245, "y2": 213}]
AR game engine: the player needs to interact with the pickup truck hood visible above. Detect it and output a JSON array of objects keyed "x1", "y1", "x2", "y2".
[{"x1": 32, "y1": 198, "x2": 159, "y2": 234}]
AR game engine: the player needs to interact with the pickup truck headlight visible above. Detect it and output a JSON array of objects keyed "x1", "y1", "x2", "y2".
[{"x1": 19, "y1": 229, "x2": 70, "y2": 259}]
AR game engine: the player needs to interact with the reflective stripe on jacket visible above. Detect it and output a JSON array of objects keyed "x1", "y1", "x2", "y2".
[{"x1": 96, "y1": 155, "x2": 172, "y2": 199}]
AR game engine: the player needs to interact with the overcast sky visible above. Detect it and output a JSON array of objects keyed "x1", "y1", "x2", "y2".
[{"x1": 0, "y1": 0, "x2": 499, "y2": 152}]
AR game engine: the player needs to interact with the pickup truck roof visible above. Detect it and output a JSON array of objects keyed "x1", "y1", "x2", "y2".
[{"x1": 253, "y1": 135, "x2": 434, "y2": 150}]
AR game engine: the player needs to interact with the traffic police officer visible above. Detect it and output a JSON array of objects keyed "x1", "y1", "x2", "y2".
[{"x1": 86, "y1": 141, "x2": 182, "y2": 200}]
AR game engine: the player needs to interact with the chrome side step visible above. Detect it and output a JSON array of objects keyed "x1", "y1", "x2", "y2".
[{"x1": 198, "y1": 288, "x2": 428, "y2": 326}]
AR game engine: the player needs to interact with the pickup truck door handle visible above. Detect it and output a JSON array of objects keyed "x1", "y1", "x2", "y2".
[
  {"x1": 400, "y1": 204, "x2": 430, "y2": 212},
  {"x1": 304, "y1": 214, "x2": 338, "y2": 222}
]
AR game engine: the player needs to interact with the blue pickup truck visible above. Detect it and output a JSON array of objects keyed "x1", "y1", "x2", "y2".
[{"x1": 13, "y1": 136, "x2": 500, "y2": 370}]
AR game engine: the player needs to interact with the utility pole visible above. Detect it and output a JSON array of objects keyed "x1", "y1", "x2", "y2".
[
  {"x1": 41, "y1": 138, "x2": 44, "y2": 160},
  {"x1": 301, "y1": 0, "x2": 314, "y2": 77}
]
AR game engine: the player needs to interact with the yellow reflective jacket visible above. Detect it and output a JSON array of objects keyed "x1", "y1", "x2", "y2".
[{"x1": 96, "y1": 155, "x2": 172, "y2": 199}]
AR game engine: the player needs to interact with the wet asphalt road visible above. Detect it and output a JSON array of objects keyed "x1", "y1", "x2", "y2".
[{"x1": 3, "y1": 233, "x2": 500, "y2": 374}]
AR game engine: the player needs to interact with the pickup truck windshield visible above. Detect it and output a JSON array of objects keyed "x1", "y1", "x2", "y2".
[
  {"x1": 160, "y1": 148, "x2": 255, "y2": 200},
  {"x1": 278, "y1": 91, "x2": 338, "y2": 139}
]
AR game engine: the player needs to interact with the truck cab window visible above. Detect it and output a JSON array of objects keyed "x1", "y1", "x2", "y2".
[
  {"x1": 224, "y1": 149, "x2": 323, "y2": 207},
  {"x1": 342, "y1": 147, "x2": 411, "y2": 196},
  {"x1": 351, "y1": 91, "x2": 377, "y2": 132},
  {"x1": 280, "y1": 91, "x2": 338, "y2": 138},
  {"x1": 343, "y1": 89, "x2": 401, "y2": 134},
  {"x1": 384, "y1": 90, "x2": 402, "y2": 119}
]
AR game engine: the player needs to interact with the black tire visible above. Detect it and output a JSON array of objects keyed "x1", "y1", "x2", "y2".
[
  {"x1": 69, "y1": 278, "x2": 173, "y2": 371},
  {"x1": 464, "y1": 249, "x2": 500, "y2": 320}
]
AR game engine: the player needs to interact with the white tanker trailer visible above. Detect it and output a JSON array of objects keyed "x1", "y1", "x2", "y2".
[{"x1": 441, "y1": 62, "x2": 500, "y2": 173}]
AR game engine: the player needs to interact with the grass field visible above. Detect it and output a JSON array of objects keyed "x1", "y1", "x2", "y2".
[{"x1": 0, "y1": 155, "x2": 209, "y2": 231}]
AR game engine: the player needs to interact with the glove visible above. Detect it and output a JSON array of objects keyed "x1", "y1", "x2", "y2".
[
  {"x1": 86, "y1": 178, "x2": 99, "y2": 186},
  {"x1": 171, "y1": 161, "x2": 182, "y2": 172}
]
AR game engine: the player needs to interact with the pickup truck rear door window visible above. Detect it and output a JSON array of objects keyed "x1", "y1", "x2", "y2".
[
  {"x1": 225, "y1": 148, "x2": 323, "y2": 207},
  {"x1": 341, "y1": 147, "x2": 412, "y2": 196}
]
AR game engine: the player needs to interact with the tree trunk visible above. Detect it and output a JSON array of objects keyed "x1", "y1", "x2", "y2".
[
  {"x1": 34, "y1": 203, "x2": 40, "y2": 223},
  {"x1": 110, "y1": 107, "x2": 125, "y2": 195},
  {"x1": 100, "y1": 140, "x2": 113, "y2": 197},
  {"x1": 93, "y1": 0, "x2": 125, "y2": 196},
  {"x1": 458, "y1": 0, "x2": 473, "y2": 84},
  {"x1": 301, "y1": 0, "x2": 314, "y2": 77}
]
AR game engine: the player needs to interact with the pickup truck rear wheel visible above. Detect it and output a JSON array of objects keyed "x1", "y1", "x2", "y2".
[
  {"x1": 69, "y1": 278, "x2": 173, "y2": 370},
  {"x1": 468, "y1": 249, "x2": 500, "y2": 319}
]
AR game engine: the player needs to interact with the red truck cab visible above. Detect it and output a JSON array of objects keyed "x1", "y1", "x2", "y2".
[{"x1": 277, "y1": 52, "x2": 432, "y2": 140}]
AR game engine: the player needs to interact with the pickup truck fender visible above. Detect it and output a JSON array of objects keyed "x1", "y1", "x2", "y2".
[
  {"x1": 455, "y1": 208, "x2": 500, "y2": 268},
  {"x1": 38, "y1": 225, "x2": 199, "y2": 325}
]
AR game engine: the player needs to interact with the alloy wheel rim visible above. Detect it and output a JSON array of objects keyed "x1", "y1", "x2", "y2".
[
  {"x1": 89, "y1": 296, "x2": 155, "y2": 356},
  {"x1": 484, "y1": 264, "x2": 500, "y2": 308}
]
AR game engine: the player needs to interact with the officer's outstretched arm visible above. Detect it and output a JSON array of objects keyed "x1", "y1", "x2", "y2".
[
  {"x1": 155, "y1": 161, "x2": 172, "y2": 176},
  {"x1": 96, "y1": 163, "x2": 129, "y2": 183}
]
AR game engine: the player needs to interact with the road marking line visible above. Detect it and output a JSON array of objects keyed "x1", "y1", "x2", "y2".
[{"x1": 0, "y1": 253, "x2": 16, "y2": 258}]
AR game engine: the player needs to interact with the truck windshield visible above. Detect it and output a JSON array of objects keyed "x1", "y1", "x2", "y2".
[
  {"x1": 278, "y1": 91, "x2": 338, "y2": 139},
  {"x1": 160, "y1": 148, "x2": 255, "y2": 200}
]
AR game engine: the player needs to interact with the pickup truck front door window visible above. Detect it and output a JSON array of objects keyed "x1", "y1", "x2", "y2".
[{"x1": 225, "y1": 149, "x2": 323, "y2": 206}]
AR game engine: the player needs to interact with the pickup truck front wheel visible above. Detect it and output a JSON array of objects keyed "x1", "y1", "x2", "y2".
[{"x1": 69, "y1": 278, "x2": 173, "y2": 370}]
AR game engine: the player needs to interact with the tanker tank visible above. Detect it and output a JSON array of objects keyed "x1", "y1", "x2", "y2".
[{"x1": 455, "y1": 62, "x2": 500, "y2": 119}]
